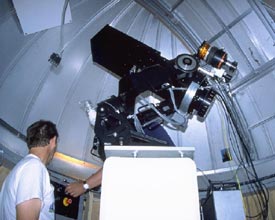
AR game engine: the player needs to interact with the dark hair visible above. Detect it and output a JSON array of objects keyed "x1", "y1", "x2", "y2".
[{"x1": 26, "y1": 120, "x2": 59, "y2": 149}]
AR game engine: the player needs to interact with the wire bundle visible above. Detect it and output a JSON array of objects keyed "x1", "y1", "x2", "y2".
[{"x1": 210, "y1": 78, "x2": 269, "y2": 219}]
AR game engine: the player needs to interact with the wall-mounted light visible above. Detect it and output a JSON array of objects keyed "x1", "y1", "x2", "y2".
[{"x1": 48, "y1": 52, "x2": 62, "y2": 67}]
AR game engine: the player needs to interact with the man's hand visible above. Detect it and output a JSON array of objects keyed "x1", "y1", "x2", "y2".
[
  {"x1": 65, "y1": 182, "x2": 86, "y2": 197},
  {"x1": 65, "y1": 168, "x2": 103, "y2": 198}
]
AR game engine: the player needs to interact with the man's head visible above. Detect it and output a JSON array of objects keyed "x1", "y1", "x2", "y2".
[
  {"x1": 27, "y1": 120, "x2": 58, "y2": 165},
  {"x1": 26, "y1": 120, "x2": 59, "y2": 149}
]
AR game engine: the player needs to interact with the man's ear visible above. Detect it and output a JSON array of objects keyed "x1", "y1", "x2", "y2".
[{"x1": 49, "y1": 136, "x2": 57, "y2": 147}]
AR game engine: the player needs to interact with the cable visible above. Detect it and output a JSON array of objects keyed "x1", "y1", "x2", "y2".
[
  {"x1": 0, "y1": 149, "x2": 3, "y2": 166},
  {"x1": 61, "y1": 0, "x2": 70, "y2": 26}
]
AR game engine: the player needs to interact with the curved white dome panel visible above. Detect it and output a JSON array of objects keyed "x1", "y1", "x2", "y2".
[{"x1": 0, "y1": 0, "x2": 275, "y2": 193}]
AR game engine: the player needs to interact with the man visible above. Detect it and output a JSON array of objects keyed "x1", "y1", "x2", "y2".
[{"x1": 0, "y1": 120, "x2": 59, "y2": 220}]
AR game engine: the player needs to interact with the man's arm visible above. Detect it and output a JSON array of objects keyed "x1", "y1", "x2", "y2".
[
  {"x1": 65, "y1": 168, "x2": 103, "y2": 197},
  {"x1": 16, "y1": 198, "x2": 41, "y2": 220}
]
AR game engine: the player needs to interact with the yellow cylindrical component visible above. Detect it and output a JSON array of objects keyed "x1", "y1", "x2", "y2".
[{"x1": 198, "y1": 41, "x2": 210, "y2": 60}]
